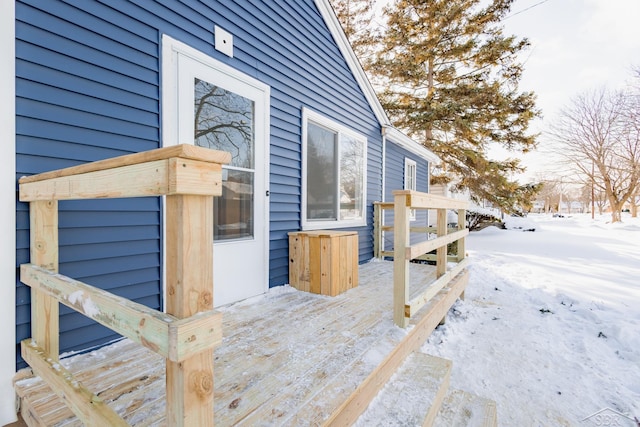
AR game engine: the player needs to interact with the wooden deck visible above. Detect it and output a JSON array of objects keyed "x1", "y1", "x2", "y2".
[{"x1": 15, "y1": 261, "x2": 470, "y2": 426}]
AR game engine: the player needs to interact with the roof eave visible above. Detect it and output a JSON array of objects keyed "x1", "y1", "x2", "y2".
[
  {"x1": 383, "y1": 126, "x2": 441, "y2": 164},
  {"x1": 314, "y1": 0, "x2": 390, "y2": 127},
  {"x1": 315, "y1": 1, "x2": 440, "y2": 165}
]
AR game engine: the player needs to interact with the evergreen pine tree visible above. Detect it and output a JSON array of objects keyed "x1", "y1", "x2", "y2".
[{"x1": 331, "y1": 0, "x2": 541, "y2": 212}]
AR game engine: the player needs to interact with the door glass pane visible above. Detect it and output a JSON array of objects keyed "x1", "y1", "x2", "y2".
[
  {"x1": 194, "y1": 78, "x2": 255, "y2": 240},
  {"x1": 307, "y1": 122, "x2": 337, "y2": 220},
  {"x1": 214, "y1": 169, "x2": 254, "y2": 241},
  {"x1": 340, "y1": 135, "x2": 364, "y2": 220},
  {"x1": 194, "y1": 78, "x2": 254, "y2": 169}
]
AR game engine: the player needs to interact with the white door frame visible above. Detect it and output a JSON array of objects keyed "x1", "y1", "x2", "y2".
[
  {"x1": 161, "y1": 35, "x2": 270, "y2": 307},
  {"x1": 0, "y1": 1, "x2": 17, "y2": 424}
]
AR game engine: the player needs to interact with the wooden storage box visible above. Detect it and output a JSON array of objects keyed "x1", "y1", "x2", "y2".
[{"x1": 288, "y1": 230, "x2": 359, "y2": 296}]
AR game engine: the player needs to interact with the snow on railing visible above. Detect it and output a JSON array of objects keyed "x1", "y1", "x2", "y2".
[{"x1": 18, "y1": 144, "x2": 230, "y2": 426}]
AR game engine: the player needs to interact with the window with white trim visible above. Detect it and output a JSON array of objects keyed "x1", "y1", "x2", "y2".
[
  {"x1": 302, "y1": 108, "x2": 367, "y2": 229},
  {"x1": 404, "y1": 158, "x2": 417, "y2": 220}
]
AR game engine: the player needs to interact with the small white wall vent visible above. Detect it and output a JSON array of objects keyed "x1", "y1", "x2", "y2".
[{"x1": 214, "y1": 25, "x2": 234, "y2": 58}]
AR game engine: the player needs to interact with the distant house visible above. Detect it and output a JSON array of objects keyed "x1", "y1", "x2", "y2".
[{"x1": 0, "y1": 1, "x2": 438, "y2": 423}]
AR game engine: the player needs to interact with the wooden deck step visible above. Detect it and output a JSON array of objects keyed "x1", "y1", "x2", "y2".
[
  {"x1": 14, "y1": 339, "x2": 164, "y2": 427},
  {"x1": 354, "y1": 352, "x2": 452, "y2": 427},
  {"x1": 433, "y1": 389, "x2": 498, "y2": 427}
]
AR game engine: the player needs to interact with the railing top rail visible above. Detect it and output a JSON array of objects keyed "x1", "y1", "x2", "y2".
[
  {"x1": 19, "y1": 145, "x2": 230, "y2": 202},
  {"x1": 19, "y1": 144, "x2": 231, "y2": 184},
  {"x1": 392, "y1": 190, "x2": 469, "y2": 210},
  {"x1": 373, "y1": 202, "x2": 394, "y2": 208}
]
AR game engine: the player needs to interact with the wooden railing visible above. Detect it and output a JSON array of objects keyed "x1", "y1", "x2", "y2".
[
  {"x1": 18, "y1": 145, "x2": 230, "y2": 426},
  {"x1": 374, "y1": 190, "x2": 469, "y2": 328}
]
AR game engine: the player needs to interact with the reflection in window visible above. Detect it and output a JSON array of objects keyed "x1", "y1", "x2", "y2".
[
  {"x1": 340, "y1": 135, "x2": 364, "y2": 220},
  {"x1": 307, "y1": 123, "x2": 337, "y2": 220},
  {"x1": 215, "y1": 170, "x2": 254, "y2": 241},
  {"x1": 194, "y1": 78, "x2": 254, "y2": 169},
  {"x1": 304, "y1": 115, "x2": 366, "y2": 226},
  {"x1": 194, "y1": 78, "x2": 255, "y2": 241}
]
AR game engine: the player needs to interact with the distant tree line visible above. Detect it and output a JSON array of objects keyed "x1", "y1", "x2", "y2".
[{"x1": 547, "y1": 68, "x2": 640, "y2": 222}]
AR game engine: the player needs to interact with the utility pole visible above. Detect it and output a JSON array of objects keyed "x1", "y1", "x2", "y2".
[
  {"x1": 558, "y1": 177, "x2": 563, "y2": 215},
  {"x1": 591, "y1": 160, "x2": 595, "y2": 219}
]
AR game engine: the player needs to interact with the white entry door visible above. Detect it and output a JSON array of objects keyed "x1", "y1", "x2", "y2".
[{"x1": 162, "y1": 36, "x2": 269, "y2": 307}]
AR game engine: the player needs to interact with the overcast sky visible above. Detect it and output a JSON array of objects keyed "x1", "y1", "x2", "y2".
[{"x1": 501, "y1": 0, "x2": 640, "y2": 181}]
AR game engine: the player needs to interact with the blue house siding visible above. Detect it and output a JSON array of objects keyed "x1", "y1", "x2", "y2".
[
  {"x1": 15, "y1": 0, "x2": 162, "y2": 367},
  {"x1": 384, "y1": 141, "x2": 430, "y2": 248},
  {"x1": 385, "y1": 141, "x2": 430, "y2": 201},
  {"x1": 15, "y1": 0, "x2": 383, "y2": 367}
]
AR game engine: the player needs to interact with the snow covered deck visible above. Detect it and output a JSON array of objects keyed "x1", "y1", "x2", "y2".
[{"x1": 14, "y1": 260, "x2": 477, "y2": 426}]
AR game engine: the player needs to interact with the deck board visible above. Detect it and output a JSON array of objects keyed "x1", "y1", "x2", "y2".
[{"x1": 15, "y1": 261, "x2": 448, "y2": 426}]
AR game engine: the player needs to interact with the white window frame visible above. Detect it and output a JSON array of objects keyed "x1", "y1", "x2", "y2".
[
  {"x1": 404, "y1": 158, "x2": 417, "y2": 221},
  {"x1": 301, "y1": 107, "x2": 367, "y2": 230}
]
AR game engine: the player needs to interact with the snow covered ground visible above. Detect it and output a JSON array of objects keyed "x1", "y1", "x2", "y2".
[{"x1": 422, "y1": 213, "x2": 640, "y2": 426}]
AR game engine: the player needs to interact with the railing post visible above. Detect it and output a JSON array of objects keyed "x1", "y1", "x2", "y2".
[
  {"x1": 457, "y1": 208, "x2": 466, "y2": 301},
  {"x1": 436, "y1": 208, "x2": 447, "y2": 278},
  {"x1": 373, "y1": 203, "x2": 382, "y2": 259},
  {"x1": 29, "y1": 200, "x2": 59, "y2": 360},
  {"x1": 166, "y1": 194, "x2": 215, "y2": 426},
  {"x1": 456, "y1": 209, "x2": 466, "y2": 262},
  {"x1": 393, "y1": 192, "x2": 410, "y2": 328}
]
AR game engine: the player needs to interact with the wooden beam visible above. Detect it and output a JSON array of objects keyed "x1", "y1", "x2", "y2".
[
  {"x1": 165, "y1": 194, "x2": 215, "y2": 427},
  {"x1": 20, "y1": 264, "x2": 222, "y2": 363},
  {"x1": 18, "y1": 144, "x2": 231, "y2": 184},
  {"x1": 410, "y1": 226, "x2": 459, "y2": 233},
  {"x1": 168, "y1": 158, "x2": 223, "y2": 196},
  {"x1": 405, "y1": 260, "x2": 470, "y2": 317},
  {"x1": 457, "y1": 209, "x2": 466, "y2": 262},
  {"x1": 415, "y1": 254, "x2": 461, "y2": 263},
  {"x1": 29, "y1": 200, "x2": 59, "y2": 360},
  {"x1": 372, "y1": 202, "x2": 394, "y2": 210},
  {"x1": 288, "y1": 233, "x2": 310, "y2": 292},
  {"x1": 393, "y1": 192, "x2": 410, "y2": 328},
  {"x1": 406, "y1": 229, "x2": 469, "y2": 260},
  {"x1": 391, "y1": 190, "x2": 469, "y2": 210},
  {"x1": 309, "y1": 234, "x2": 322, "y2": 295},
  {"x1": 19, "y1": 159, "x2": 222, "y2": 201},
  {"x1": 385, "y1": 252, "x2": 464, "y2": 262},
  {"x1": 373, "y1": 203, "x2": 382, "y2": 258},
  {"x1": 21, "y1": 340, "x2": 128, "y2": 426},
  {"x1": 381, "y1": 226, "x2": 459, "y2": 233},
  {"x1": 169, "y1": 311, "x2": 223, "y2": 362},
  {"x1": 436, "y1": 209, "x2": 447, "y2": 277}
]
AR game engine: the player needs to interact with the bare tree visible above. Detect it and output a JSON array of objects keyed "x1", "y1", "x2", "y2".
[
  {"x1": 534, "y1": 179, "x2": 559, "y2": 213},
  {"x1": 625, "y1": 67, "x2": 640, "y2": 217},
  {"x1": 577, "y1": 182, "x2": 606, "y2": 215},
  {"x1": 548, "y1": 88, "x2": 640, "y2": 222}
]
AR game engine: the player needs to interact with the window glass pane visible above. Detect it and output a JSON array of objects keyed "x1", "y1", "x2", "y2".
[
  {"x1": 215, "y1": 169, "x2": 254, "y2": 241},
  {"x1": 194, "y1": 78, "x2": 255, "y2": 241},
  {"x1": 307, "y1": 122, "x2": 337, "y2": 220},
  {"x1": 405, "y1": 160, "x2": 417, "y2": 220},
  {"x1": 194, "y1": 78, "x2": 254, "y2": 169},
  {"x1": 340, "y1": 135, "x2": 364, "y2": 220}
]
